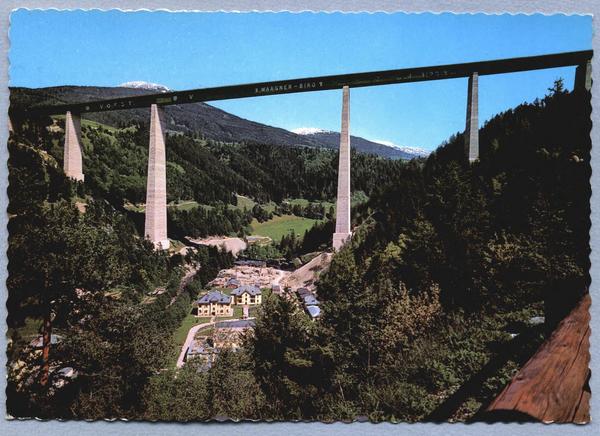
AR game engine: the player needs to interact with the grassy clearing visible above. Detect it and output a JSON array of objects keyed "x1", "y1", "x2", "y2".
[
  {"x1": 172, "y1": 312, "x2": 204, "y2": 347},
  {"x1": 251, "y1": 214, "x2": 321, "y2": 241},
  {"x1": 125, "y1": 200, "x2": 210, "y2": 213},
  {"x1": 126, "y1": 195, "x2": 335, "y2": 221},
  {"x1": 235, "y1": 195, "x2": 256, "y2": 211},
  {"x1": 168, "y1": 200, "x2": 201, "y2": 211},
  {"x1": 284, "y1": 198, "x2": 309, "y2": 207},
  {"x1": 233, "y1": 306, "x2": 243, "y2": 318},
  {"x1": 81, "y1": 118, "x2": 120, "y2": 132},
  {"x1": 52, "y1": 115, "x2": 120, "y2": 133},
  {"x1": 233, "y1": 195, "x2": 276, "y2": 213},
  {"x1": 284, "y1": 198, "x2": 335, "y2": 210},
  {"x1": 123, "y1": 202, "x2": 145, "y2": 213},
  {"x1": 194, "y1": 326, "x2": 215, "y2": 340},
  {"x1": 262, "y1": 202, "x2": 278, "y2": 213}
]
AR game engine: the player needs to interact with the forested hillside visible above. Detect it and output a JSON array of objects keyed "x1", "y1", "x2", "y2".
[
  {"x1": 6, "y1": 163, "x2": 235, "y2": 418},
  {"x1": 296, "y1": 79, "x2": 591, "y2": 420},
  {"x1": 6, "y1": 80, "x2": 591, "y2": 421},
  {"x1": 11, "y1": 114, "x2": 406, "y2": 240}
]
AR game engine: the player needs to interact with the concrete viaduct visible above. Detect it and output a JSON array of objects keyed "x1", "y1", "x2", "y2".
[{"x1": 12, "y1": 50, "x2": 593, "y2": 250}]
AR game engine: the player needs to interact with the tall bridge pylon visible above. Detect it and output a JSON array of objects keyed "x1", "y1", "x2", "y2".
[
  {"x1": 333, "y1": 86, "x2": 352, "y2": 251},
  {"x1": 10, "y1": 50, "x2": 592, "y2": 250},
  {"x1": 144, "y1": 104, "x2": 170, "y2": 250}
]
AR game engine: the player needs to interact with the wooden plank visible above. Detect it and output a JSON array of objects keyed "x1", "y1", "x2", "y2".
[
  {"x1": 572, "y1": 377, "x2": 591, "y2": 424},
  {"x1": 553, "y1": 327, "x2": 590, "y2": 422},
  {"x1": 486, "y1": 294, "x2": 591, "y2": 423},
  {"x1": 527, "y1": 318, "x2": 588, "y2": 421}
]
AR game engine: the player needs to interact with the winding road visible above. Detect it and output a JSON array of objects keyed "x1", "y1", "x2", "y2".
[
  {"x1": 176, "y1": 319, "x2": 214, "y2": 368},
  {"x1": 176, "y1": 317, "x2": 255, "y2": 368}
]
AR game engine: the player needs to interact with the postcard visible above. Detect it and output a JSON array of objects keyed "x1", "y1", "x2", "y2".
[{"x1": 5, "y1": 10, "x2": 592, "y2": 424}]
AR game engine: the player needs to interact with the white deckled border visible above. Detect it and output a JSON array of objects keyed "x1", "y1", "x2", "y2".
[{"x1": 0, "y1": 2, "x2": 598, "y2": 436}]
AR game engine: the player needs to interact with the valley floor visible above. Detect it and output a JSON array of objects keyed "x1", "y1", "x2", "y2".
[{"x1": 250, "y1": 214, "x2": 322, "y2": 241}]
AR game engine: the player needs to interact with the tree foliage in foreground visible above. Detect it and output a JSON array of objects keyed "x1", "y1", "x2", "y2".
[{"x1": 7, "y1": 81, "x2": 591, "y2": 421}]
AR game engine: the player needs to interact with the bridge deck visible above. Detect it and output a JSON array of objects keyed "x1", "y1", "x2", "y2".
[
  {"x1": 485, "y1": 293, "x2": 591, "y2": 423},
  {"x1": 17, "y1": 49, "x2": 592, "y2": 116}
]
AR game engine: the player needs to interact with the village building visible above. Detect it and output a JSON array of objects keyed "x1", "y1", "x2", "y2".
[
  {"x1": 234, "y1": 259, "x2": 267, "y2": 268},
  {"x1": 231, "y1": 284, "x2": 262, "y2": 305},
  {"x1": 302, "y1": 294, "x2": 320, "y2": 306},
  {"x1": 306, "y1": 305, "x2": 321, "y2": 319},
  {"x1": 208, "y1": 265, "x2": 291, "y2": 290},
  {"x1": 185, "y1": 338, "x2": 218, "y2": 371},
  {"x1": 213, "y1": 319, "x2": 256, "y2": 350},
  {"x1": 225, "y1": 277, "x2": 241, "y2": 289},
  {"x1": 296, "y1": 288, "x2": 321, "y2": 319},
  {"x1": 196, "y1": 290, "x2": 234, "y2": 317},
  {"x1": 297, "y1": 287, "x2": 312, "y2": 298}
]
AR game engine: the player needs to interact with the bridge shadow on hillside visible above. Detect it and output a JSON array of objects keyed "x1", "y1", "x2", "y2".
[{"x1": 424, "y1": 324, "x2": 545, "y2": 423}]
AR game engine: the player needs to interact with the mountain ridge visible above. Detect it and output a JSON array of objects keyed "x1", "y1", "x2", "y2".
[
  {"x1": 294, "y1": 129, "x2": 429, "y2": 160},
  {"x1": 10, "y1": 85, "x2": 427, "y2": 160}
]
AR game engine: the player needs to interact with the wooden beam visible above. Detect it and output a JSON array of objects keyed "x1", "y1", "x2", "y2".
[{"x1": 485, "y1": 294, "x2": 591, "y2": 423}]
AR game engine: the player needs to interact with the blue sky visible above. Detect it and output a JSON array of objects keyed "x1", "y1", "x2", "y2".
[{"x1": 9, "y1": 10, "x2": 592, "y2": 151}]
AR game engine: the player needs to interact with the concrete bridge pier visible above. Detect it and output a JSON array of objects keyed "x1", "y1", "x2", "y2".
[
  {"x1": 465, "y1": 72, "x2": 479, "y2": 163},
  {"x1": 575, "y1": 60, "x2": 592, "y2": 92},
  {"x1": 64, "y1": 111, "x2": 84, "y2": 181},
  {"x1": 333, "y1": 85, "x2": 352, "y2": 251},
  {"x1": 144, "y1": 104, "x2": 170, "y2": 250}
]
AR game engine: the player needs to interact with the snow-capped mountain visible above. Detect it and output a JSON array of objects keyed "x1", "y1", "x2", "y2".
[
  {"x1": 293, "y1": 127, "x2": 429, "y2": 160},
  {"x1": 118, "y1": 81, "x2": 170, "y2": 92},
  {"x1": 371, "y1": 139, "x2": 430, "y2": 158},
  {"x1": 291, "y1": 127, "x2": 332, "y2": 135}
]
